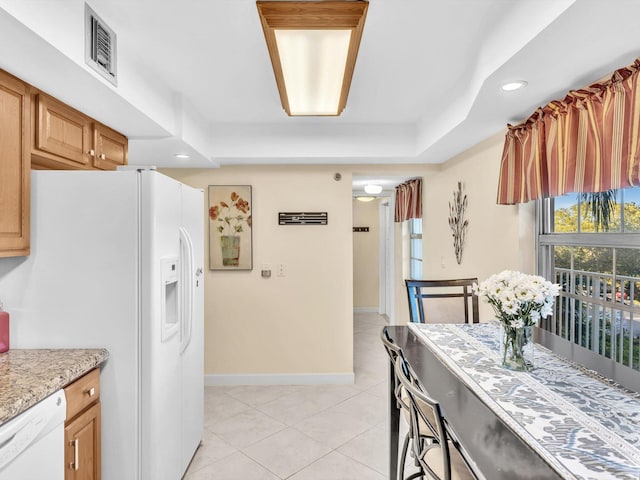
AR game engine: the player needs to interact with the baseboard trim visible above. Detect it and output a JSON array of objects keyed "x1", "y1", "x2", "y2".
[
  {"x1": 205, "y1": 372, "x2": 355, "y2": 386},
  {"x1": 353, "y1": 307, "x2": 379, "y2": 313}
]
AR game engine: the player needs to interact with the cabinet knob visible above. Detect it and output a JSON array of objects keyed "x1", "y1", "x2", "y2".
[
  {"x1": 88, "y1": 149, "x2": 95, "y2": 156},
  {"x1": 100, "y1": 153, "x2": 106, "y2": 160},
  {"x1": 86, "y1": 387, "x2": 95, "y2": 397}
]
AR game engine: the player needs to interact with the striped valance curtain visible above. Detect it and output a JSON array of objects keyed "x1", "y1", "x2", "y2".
[
  {"x1": 394, "y1": 178, "x2": 422, "y2": 222},
  {"x1": 497, "y1": 57, "x2": 640, "y2": 205}
]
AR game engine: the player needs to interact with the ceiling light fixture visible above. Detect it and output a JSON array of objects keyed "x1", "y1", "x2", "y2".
[
  {"x1": 174, "y1": 153, "x2": 190, "y2": 159},
  {"x1": 501, "y1": 80, "x2": 528, "y2": 92},
  {"x1": 256, "y1": 1, "x2": 369, "y2": 116},
  {"x1": 355, "y1": 196, "x2": 376, "y2": 202},
  {"x1": 364, "y1": 184, "x2": 382, "y2": 194}
]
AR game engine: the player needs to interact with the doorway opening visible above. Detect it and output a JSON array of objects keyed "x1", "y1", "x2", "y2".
[{"x1": 352, "y1": 175, "x2": 413, "y2": 325}]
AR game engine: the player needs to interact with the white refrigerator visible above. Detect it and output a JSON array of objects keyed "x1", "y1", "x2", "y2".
[{"x1": 0, "y1": 169, "x2": 204, "y2": 480}]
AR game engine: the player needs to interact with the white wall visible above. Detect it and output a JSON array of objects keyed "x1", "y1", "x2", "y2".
[
  {"x1": 0, "y1": 1, "x2": 211, "y2": 159},
  {"x1": 164, "y1": 166, "x2": 354, "y2": 384},
  {"x1": 352, "y1": 198, "x2": 380, "y2": 310}
]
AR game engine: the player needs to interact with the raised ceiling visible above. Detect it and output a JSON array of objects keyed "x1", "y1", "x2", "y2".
[{"x1": 0, "y1": 0, "x2": 639, "y2": 168}]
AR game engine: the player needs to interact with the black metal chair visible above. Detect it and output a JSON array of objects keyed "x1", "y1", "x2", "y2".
[
  {"x1": 381, "y1": 327, "x2": 413, "y2": 480},
  {"x1": 381, "y1": 327, "x2": 437, "y2": 480},
  {"x1": 395, "y1": 353, "x2": 476, "y2": 480},
  {"x1": 405, "y1": 278, "x2": 479, "y2": 324}
]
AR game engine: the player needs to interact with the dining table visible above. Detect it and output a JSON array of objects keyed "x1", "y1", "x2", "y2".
[{"x1": 386, "y1": 323, "x2": 640, "y2": 480}]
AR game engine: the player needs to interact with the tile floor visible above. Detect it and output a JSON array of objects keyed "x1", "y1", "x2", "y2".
[{"x1": 183, "y1": 312, "x2": 400, "y2": 480}]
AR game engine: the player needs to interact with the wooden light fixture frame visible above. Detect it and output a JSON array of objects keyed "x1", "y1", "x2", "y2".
[{"x1": 256, "y1": 1, "x2": 369, "y2": 116}]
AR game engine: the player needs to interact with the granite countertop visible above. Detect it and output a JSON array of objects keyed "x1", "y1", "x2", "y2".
[{"x1": 0, "y1": 349, "x2": 109, "y2": 425}]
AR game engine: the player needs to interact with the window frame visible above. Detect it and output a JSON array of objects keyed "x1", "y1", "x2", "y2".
[
  {"x1": 409, "y1": 218, "x2": 422, "y2": 280},
  {"x1": 537, "y1": 194, "x2": 640, "y2": 382}
]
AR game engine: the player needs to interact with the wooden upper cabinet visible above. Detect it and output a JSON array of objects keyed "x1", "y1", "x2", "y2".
[
  {"x1": 32, "y1": 92, "x2": 128, "y2": 171},
  {"x1": 0, "y1": 70, "x2": 30, "y2": 257},
  {"x1": 33, "y1": 93, "x2": 92, "y2": 169},
  {"x1": 0, "y1": 67, "x2": 129, "y2": 258},
  {"x1": 92, "y1": 122, "x2": 127, "y2": 170}
]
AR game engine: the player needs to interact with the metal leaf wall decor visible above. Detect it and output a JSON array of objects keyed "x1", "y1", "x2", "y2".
[{"x1": 448, "y1": 182, "x2": 468, "y2": 264}]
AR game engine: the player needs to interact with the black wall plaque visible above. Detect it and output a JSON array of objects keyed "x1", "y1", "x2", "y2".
[
  {"x1": 353, "y1": 227, "x2": 369, "y2": 232},
  {"x1": 279, "y1": 212, "x2": 328, "y2": 225}
]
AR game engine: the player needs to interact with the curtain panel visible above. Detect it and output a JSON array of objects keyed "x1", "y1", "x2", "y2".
[
  {"x1": 394, "y1": 178, "x2": 422, "y2": 222},
  {"x1": 497, "y1": 57, "x2": 640, "y2": 205}
]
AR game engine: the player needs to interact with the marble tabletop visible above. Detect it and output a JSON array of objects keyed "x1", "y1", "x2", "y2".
[
  {"x1": 408, "y1": 323, "x2": 640, "y2": 480},
  {"x1": 0, "y1": 348, "x2": 109, "y2": 424}
]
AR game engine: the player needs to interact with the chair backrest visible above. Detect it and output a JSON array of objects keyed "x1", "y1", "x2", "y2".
[
  {"x1": 405, "y1": 278, "x2": 479, "y2": 324},
  {"x1": 395, "y1": 353, "x2": 452, "y2": 480},
  {"x1": 380, "y1": 326, "x2": 406, "y2": 411},
  {"x1": 380, "y1": 326, "x2": 402, "y2": 362}
]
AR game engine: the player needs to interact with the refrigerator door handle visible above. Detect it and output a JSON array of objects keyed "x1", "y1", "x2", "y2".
[{"x1": 179, "y1": 227, "x2": 194, "y2": 354}]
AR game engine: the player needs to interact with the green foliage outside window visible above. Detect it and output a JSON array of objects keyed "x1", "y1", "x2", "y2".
[{"x1": 555, "y1": 197, "x2": 640, "y2": 233}]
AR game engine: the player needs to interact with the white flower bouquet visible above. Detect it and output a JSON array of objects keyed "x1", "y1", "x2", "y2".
[
  {"x1": 473, "y1": 270, "x2": 560, "y2": 371},
  {"x1": 473, "y1": 270, "x2": 560, "y2": 327}
]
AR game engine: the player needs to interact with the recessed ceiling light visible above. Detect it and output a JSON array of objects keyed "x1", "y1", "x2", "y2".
[
  {"x1": 364, "y1": 184, "x2": 383, "y2": 194},
  {"x1": 174, "y1": 153, "x2": 190, "y2": 159},
  {"x1": 501, "y1": 81, "x2": 528, "y2": 92}
]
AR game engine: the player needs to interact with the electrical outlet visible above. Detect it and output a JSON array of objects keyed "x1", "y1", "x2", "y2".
[
  {"x1": 261, "y1": 264, "x2": 272, "y2": 278},
  {"x1": 277, "y1": 264, "x2": 286, "y2": 277}
]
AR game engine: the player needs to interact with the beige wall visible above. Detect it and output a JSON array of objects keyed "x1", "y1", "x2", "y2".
[
  {"x1": 162, "y1": 138, "x2": 535, "y2": 378},
  {"x1": 164, "y1": 166, "x2": 354, "y2": 381},
  {"x1": 352, "y1": 198, "x2": 380, "y2": 310},
  {"x1": 421, "y1": 131, "x2": 535, "y2": 321}
]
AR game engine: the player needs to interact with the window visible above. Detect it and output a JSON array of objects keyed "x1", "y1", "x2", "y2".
[
  {"x1": 409, "y1": 218, "x2": 422, "y2": 279},
  {"x1": 538, "y1": 187, "x2": 640, "y2": 371}
]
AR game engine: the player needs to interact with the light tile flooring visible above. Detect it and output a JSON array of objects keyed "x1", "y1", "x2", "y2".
[{"x1": 183, "y1": 312, "x2": 396, "y2": 480}]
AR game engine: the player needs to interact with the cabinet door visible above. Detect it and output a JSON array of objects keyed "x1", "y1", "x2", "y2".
[
  {"x1": 0, "y1": 70, "x2": 30, "y2": 257},
  {"x1": 34, "y1": 93, "x2": 91, "y2": 169},
  {"x1": 92, "y1": 122, "x2": 127, "y2": 170},
  {"x1": 65, "y1": 401, "x2": 101, "y2": 480}
]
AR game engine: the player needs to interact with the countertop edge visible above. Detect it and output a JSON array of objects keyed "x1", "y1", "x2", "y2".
[{"x1": 0, "y1": 348, "x2": 109, "y2": 425}]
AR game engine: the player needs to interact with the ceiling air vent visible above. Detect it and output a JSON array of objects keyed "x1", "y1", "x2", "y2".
[{"x1": 85, "y1": 4, "x2": 117, "y2": 86}]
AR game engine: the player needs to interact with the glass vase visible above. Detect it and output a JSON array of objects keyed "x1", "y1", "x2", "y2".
[
  {"x1": 499, "y1": 323, "x2": 533, "y2": 371},
  {"x1": 220, "y1": 235, "x2": 240, "y2": 266}
]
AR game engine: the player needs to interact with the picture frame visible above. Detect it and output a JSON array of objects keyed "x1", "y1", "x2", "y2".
[{"x1": 208, "y1": 185, "x2": 253, "y2": 270}]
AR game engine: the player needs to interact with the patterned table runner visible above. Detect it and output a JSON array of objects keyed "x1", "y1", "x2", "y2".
[{"x1": 408, "y1": 322, "x2": 640, "y2": 480}]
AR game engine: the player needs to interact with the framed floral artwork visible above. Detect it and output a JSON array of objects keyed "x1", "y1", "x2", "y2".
[{"x1": 208, "y1": 185, "x2": 252, "y2": 270}]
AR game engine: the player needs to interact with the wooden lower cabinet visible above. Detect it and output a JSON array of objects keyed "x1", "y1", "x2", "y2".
[
  {"x1": 65, "y1": 402, "x2": 101, "y2": 480},
  {"x1": 64, "y1": 369, "x2": 101, "y2": 480}
]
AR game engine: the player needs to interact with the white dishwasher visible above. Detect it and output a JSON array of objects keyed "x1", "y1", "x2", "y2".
[{"x1": 0, "y1": 390, "x2": 66, "y2": 480}]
